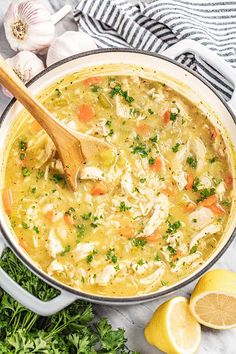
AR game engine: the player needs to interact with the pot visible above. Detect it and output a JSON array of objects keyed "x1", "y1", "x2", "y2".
[{"x1": 0, "y1": 39, "x2": 236, "y2": 316}]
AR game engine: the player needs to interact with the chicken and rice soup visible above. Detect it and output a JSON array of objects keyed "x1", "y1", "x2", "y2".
[{"x1": 2, "y1": 71, "x2": 233, "y2": 296}]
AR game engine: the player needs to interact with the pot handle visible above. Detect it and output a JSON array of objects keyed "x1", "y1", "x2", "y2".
[
  {"x1": 0, "y1": 236, "x2": 78, "y2": 316},
  {"x1": 161, "y1": 39, "x2": 236, "y2": 112}
]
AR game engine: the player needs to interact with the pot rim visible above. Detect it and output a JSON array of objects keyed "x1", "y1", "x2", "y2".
[{"x1": 1, "y1": 47, "x2": 236, "y2": 303}]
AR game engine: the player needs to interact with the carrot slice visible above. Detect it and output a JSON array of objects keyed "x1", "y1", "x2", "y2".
[
  {"x1": 145, "y1": 231, "x2": 161, "y2": 243},
  {"x1": 135, "y1": 123, "x2": 153, "y2": 137},
  {"x1": 150, "y1": 158, "x2": 163, "y2": 173},
  {"x1": 225, "y1": 172, "x2": 233, "y2": 186},
  {"x1": 20, "y1": 155, "x2": 29, "y2": 167},
  {"x1": 83, "y1": 77, "x2": 102, "y2": 86},
  {"x1": 63, "y1": 213, "x2": 75, "y2": 226},
  {"x1": 91, "y1": 182, "x2": 108, "y2": 196},
  {"x1": 163, "y1": 111, "x2": 170, "y2": 126},
  {"x1": 172, "y1": 250, "x2": 182, "y2": 262},
  {"x1": 199, "y1": 194, "x2": 218, "y2": 207},
  {"x1": 2, "y1": 189, "x2": 12, "y2": 215},
  {"x1": 161, "y1": 185, "x2": 175, "y2": 196},
  {"x1": 186, "y1": 174, "x2": 194, "y2": 190},
  {"x1": 19, "y1": 239, "x2": 29, "y2": 253},
  {"x1": 120, "y1": 226, "x2": 133, "y2": 238},
  {"x1": 44, "y1": 210, "x2": 54, "y2": 223},
  {"x1": 77, "y1": 104, "x2": 95, "y2": 122},
  {"x1": 183, "y1": 201, "x2": 197, "y2": 212},
  {"x1": 210, "y1": 203, "x2": 226, "y2": 215}
]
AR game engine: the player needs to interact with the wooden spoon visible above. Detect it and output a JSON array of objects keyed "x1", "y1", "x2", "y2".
[{"x1": 0, "y1": 55, "x2": 114, "y2": 191}]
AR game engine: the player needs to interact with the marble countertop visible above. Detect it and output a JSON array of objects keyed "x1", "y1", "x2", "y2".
[{"x1": 0, "y1": 1, "x2": 235, "y2": 353}]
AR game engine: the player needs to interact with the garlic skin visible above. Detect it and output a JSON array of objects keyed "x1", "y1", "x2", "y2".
[
  {"x1": 46, "y1": 31, "x2": 97, "y2": 67},
  {"x1": 4, "y1": 0, "x2": 55, "y2": 53},
  {"x1": 1, "y1": 51, "x2": 45, "y2": 98}
]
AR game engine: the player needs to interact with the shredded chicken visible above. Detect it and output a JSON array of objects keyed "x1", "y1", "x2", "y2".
[
  {"x1": 190, "y1": 223, "x2": 221, "y2": 250},
  {"x1": 143, "y1": 194, "x2": 169, "y2": 236}
]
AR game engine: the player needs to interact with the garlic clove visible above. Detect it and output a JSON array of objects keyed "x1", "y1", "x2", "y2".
[
  {"x1": 4, "y1": 1, "x2": 71, "y2": 53},
  {"x1": 46, "y1": 31, "x2": 97, "y2": 67},
  {"x1": 1, "y1": 51, "x2": 45, "y2": 98}
]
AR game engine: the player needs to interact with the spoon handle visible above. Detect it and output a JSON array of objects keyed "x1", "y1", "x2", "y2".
[{"x1": 0, "y1": 55, "x2": 63, "y2": 140}]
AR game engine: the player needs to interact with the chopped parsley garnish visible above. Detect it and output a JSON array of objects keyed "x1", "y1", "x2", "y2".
[
  {"x1": 149, "y1": 135, "x2": 158, "y2": 143},
  {"x1": 90, "y1": 215, "x2": 101, "y2": 228},
  {"x1": 53, "y1": 174, "x2": 64, "y2": 183},
  {"x1": 19, "y1": 140, "x2": 27, "y2": 151},
  {"x1": 172, "y1": 143, "x2": 180, "y2": 153},
  {"x1": 192, "y1": 176, "x2": 200, "y2": 192},
  {"x1": 130, "y1": 135, "x2": 151, "y2": 158},
  {"x1": 22, "y1": 167, "x2": 30, "y2": 177},
  {"x1": 209, "y1": 156, "x2": 218, "y2": 163},
  {"x1": 55, "y1": 88, "x2": 62, "y2": 97},
  {"x1": 119, "y1": 202, "x2": 131, "y2": 212},
  {"x1": 190, "y1": 245, "x2": 198, "y2": 254},
  {"x1": 132, "y1": 238, "x2": 147, "y2": 248},
  {"x1": 161, "y1": 280, "x2": 168, "y2": 286},
  {"x1": 167, "y1": 221, "x2": 181, "y2": 234},
  {"x1": 197, "y1": 188, "x2": 216, "y2": 202},
  {"x1": 20, "y1": 152, "x2": 25, "y2": 160},
  {"x1": 60, "y1": 245, "x2": 71, "y2": 256},
  {"x1": 187, "y1": 155, "x2": 198, "y2": 168},
  {"x1": 148, "y1": 108, "x2": 154, "y2": 115},
  {"x1": 221, "y1": 199, "x2": 231, "y2": 207},
  {"x1": 148, "y1": 157, "x2": 155, "y2": 165},
  {"x1": 139, "y1": 178, "x2": 146, "y2": 183},
  {"x1": 167, "y1": 245, "x2": 177, "y2": 255},
  {"x1": 90, "y1": 85, "x2": 101, "y2": 93},
  {"x1": 154, "y1": 254, "x2": 160, "y2": 261},
  {"x1": 114, "y1": 264, "x2": 120, "y2": 271},
  {"x1": 106, "y1": 248, "x2": 117, "y2": 264},
  {"x1": 137, "y1": 259, "x2": 145, "y2": 266},
  {"x1": 170, "y1": 112, "x2": 177, "y2": 121},
  {"x1": 76, "y1": 223, "x2": 85, "y2": 241},
  {"x1": 37, "y1": 170, "x2": 44, "y2": 179},
  {"x1": 22, "y1": 222, "x2": 29, "y2": 229},
  {"x1": 65, "y1": 207, "x2": 75, "y2": 216},
  {"x1": 110, "y1": 83, "x2": 134, "y2": 103},
  {"x1": 33, "y1": 226, "x2": 39, "y2": 234},
  {"x1": 31, "y1": 187, "x2": 36, "y2": 194},
  {"x1": 86, "y1": 249, "x2": 98, "y2": 263},
  {"x1": 81, "y1": 212, "x2": 92, "y2": 220},
  {"x1": 212, "y1": 177, "x2": 222, "y2": 186}
]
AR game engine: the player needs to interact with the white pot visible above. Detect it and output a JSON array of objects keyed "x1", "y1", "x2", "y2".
[{"x1": 0, "y1": 39, "x2": 236, "y2": 316}]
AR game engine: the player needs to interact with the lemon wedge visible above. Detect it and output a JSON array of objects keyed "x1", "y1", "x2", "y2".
[
  {"x1": 190, "y1": 269, "x2": 236, "y2": 329},
  {"x1": 144, "y1": 296, "x2": 201, "y2": 354}
]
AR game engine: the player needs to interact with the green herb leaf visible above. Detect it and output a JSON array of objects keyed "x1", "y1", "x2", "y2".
[
  {"x1": 172, "y1": 143, "x2": 180, "y2": 153},
  {"x1": 119, "y1": 201, "x2": 131, "y2": 212},
  {"x1": 22, "y1": 167, "x2": 30, "y2": 177},
  {"x1": 187, "y1": 155, "x2": 198, "y2": 168},
  {"x1": 60, "y1": 245, "x2": 71, "y2": 256},
  {"x1": 132, "y1": 238, "x2": 147, "y2": 248},
  {"x1": 190, "y1": 245, "x2": 198, "y2": 254},
  {"x1": 106, "y1": 248, "x2": 118, "y2": 263},
  {"x1": 197, "y1": 188, "x2": 216, "y2": 202}
]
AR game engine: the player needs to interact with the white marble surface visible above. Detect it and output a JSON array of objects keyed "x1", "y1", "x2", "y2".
[{"x1": 0, "y1": 1, "x2": 236, "y2": 353}]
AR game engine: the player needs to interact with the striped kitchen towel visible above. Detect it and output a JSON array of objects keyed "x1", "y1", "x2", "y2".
[{"x1": 74, "y1": 0, "x2": 236, "y2": 101}]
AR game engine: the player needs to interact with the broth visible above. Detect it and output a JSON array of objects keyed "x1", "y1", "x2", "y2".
[{"x1": 3, "y1": 71, "x2": 233, "y2": 296}]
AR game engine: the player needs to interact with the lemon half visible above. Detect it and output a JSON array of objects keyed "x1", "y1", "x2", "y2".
[
  {"x1": 144, "y1": 296, "x2": 201, "y2": 354},
  {"x1": 190, "y1": 269, "x2": 236, "y2": 329}
]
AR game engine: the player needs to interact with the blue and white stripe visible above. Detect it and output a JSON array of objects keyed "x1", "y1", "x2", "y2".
[{"x1": 74, "y1": 0, "x2": 236, "y2": 101}]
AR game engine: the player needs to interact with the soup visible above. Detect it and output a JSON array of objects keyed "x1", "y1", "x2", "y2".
[{"x1": 3, "y1": 70, "x2": 234, "y2": 296}]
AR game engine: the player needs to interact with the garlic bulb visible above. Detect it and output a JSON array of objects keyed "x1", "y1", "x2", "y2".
[
  {"x1": 46, "y1": 31, "x2": 97, "y2": 66},
  {"x1": 1, "y1": 51, "x2": 45, "y2": 98},
  {"x1": 4, "y1": 1, "x2": 71, "y2": 53}
]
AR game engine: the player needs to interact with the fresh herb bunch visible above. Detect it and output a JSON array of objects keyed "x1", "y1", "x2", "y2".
[{"x1": 0, "y1": 249, "x2": 139, "y2": 354}]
